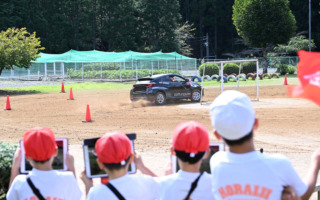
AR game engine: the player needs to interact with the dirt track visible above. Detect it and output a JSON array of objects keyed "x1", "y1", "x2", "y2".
[{"x1": 1, "y1": 84, "x2": 320, "y2": 199}]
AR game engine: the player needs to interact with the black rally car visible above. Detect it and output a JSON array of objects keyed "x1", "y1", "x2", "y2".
[{"x1": 130, "y1": 74, "x2": 203, "y2": 105}]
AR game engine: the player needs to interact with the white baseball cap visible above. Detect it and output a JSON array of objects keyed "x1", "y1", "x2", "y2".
[{"x1": 209, "y1": 90, "x2": 255, "y2": 140}]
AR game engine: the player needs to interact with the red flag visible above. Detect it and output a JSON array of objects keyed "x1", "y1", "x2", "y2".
[{"x1": 287, "y1": 50, "x2": 320, "y2": 106}]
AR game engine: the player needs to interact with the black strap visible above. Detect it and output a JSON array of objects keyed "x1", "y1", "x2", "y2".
[
  {"x1": 184, "y1": 173, "x2": 203, "y2": 200},
  {"x1": 26, "y1": 177, "x2": 46, "y2": 200},
  {"x1": 105, "y1": 182, "x2": 126, "y2": 200}
]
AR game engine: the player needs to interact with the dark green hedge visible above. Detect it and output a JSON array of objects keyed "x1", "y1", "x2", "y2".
[
  {"x1": 199, "y1": 63, "x2": 219, "y2": 76},
  {"x1": 241, "y1": 62, "x2": 257, "y2": 74},
  {"x1": 277, "y1": 64, "x2": 288, "y2": 75},
  {"x1": 67, "y1": 69, "x2": 181, "y2": 79},
  {"x1": 223, "y1": 63, "x2": 240, "y2": 75},
  {"x1": 0, "y1": 142, "x2": 17, "y2": 199}
]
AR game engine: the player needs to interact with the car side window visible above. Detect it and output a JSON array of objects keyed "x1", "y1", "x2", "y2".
[{"x1": 173, "y1": 76, "x2": 185, "y2": 82}]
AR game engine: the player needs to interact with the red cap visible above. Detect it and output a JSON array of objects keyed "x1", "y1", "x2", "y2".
[
  {"x1": 23, "y1": 127, "x2": 57, "y2": 161},
  {"x1": 172, "y1": 121, "x2": 209, "y2": 155},
  {"x1": 95, "y1": 132, "x2": 132, "y2": 164}
]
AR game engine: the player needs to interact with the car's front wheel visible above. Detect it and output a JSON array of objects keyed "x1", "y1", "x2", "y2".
[
  {"x1": 191, "y1": 90, "x2": 201, "y2": 102},
  {"x1": 155, "y1": 92, "x2": 166, "y2": 105}
]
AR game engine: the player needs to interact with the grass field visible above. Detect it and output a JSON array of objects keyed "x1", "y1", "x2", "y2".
[{"x1": 2, "y1": 74, "x2": 299, "y2": 93}]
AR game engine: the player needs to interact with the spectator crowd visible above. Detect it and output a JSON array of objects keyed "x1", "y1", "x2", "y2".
[{"x1": 6, "y1": 90, "x2": 320, "y2": 200}]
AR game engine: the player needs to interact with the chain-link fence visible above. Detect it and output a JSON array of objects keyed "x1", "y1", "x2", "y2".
[
  {"x1": 0, "y1": 59, "x2": 197, "y2": 81},
  {"x1": 0, "y1": 56, "x2": 298, "y2": 81}
]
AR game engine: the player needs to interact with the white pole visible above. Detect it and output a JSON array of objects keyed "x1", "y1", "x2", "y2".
[
  {"x1": 27, "y1": 69, "x2": 30, "y2": 80},
  {"x1": 120, "y1": 62, "x2": 122, "y2": 82},
  {"x1": 82, "y1": 63, "x2": 84, "y2": 81},
  {"x1": 135, "y1": 60, "x2": 138, "y2": 80},
  {"x1": 256, "y1": 60, "x2": 259, "y2": 101},
  {"x1": 166, "y1": 60, "x2": 169, "y2": 73},
  {"x1": 220, "y1": 62, "x2": 224, "y2": 93},
  {"x1": 61, "y1": 63, "x2": 65, "y2": 80},
  {"x1": 237, "y1": 63, "x2": 241, "y2": 90},
  {"x1": 44, "y1": 63, "x2": 47, "y2": 80},
  {"x1": 152, "y1": 61, "x2": 154, "y2": 75},
  {"x1": 53, "y1": 63, "x2": 56, "y2": 75}
]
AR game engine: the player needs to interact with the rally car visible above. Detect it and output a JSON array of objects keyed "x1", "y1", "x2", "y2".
[{"x1": 130, "y1": 74, "x2": 204, "y2": 105}]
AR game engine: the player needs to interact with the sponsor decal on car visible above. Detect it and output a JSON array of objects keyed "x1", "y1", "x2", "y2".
[{"x1": 174, "y1": 93, "x2": 191, "y2": 97}]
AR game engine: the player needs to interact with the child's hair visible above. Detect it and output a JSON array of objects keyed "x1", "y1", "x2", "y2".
[
  {"x1": 103, "y1": 156, "x2": 131, "y2": 171},
  {"x1": 32, "y1": 158, "x2": 51, "y2": 164},
  {"x1": 223, "y1": 131, "x2": 253, "y2": 146},
  {"x1": 175, "y1": 150, "x2": 205, "y2": 164}
]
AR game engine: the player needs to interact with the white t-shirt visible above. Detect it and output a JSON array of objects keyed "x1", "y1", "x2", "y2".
[
  {"x1": 87, "y1": 174, "x2": 159, "y2": 200},
  {"x1": 156, "y1": 170, "x2": 214, "y2": 200},
  {"x1": 6, "y1": 168, "x2": 82, "y2": 200},
  {"x1": 210, "y1": 151, "x2": 308, "y2": 200}
]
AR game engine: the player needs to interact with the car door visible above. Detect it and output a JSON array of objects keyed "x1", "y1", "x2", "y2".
[{"x1": 171, "y1": 75, "x2": 191, "y2": 98}]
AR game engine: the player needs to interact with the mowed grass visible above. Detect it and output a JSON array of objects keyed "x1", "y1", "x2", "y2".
[
  {"x1": 2, "y1": 81, "x2": 134, "y2": 94},
  {"x1": 1, "y1": 74, "x2": 299, "y2": 94}
]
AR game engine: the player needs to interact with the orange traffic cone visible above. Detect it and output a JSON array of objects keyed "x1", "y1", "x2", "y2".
[
  {"x1": 61, "y1": 82, "x2": 65, "y2": 93},
  {"x1": 5, "y1": 95, "x2": 11, "y2": 110},
  {"x1": 68, "y1": 88, "x2": 74, "y2": 100},
  {"x1": 284, "y1": 75, "x2": 288, "y2": 85},
  {"x1": 82, "y1": 104, "x2": 92, "y2": 122}
]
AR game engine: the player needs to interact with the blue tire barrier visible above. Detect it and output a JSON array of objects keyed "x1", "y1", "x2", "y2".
[
  {"x1": 202, "y1": 75, "x2": 212, "y2": 81},
  {"x1": 217, "y1": 76, "x2": 228, "y2": 83},
  {"x1": 227, "y1": 75, "x2": 237, "y2": 82},
  {"x1": 211, "y1": 74, "x2": 219, "y2": 80},
  {"x1": 237, "y1": 74, "x2": 246, "y2": 81},
  {"x1": 191, "y1": 76, "x2": 202, "y2": 82}
]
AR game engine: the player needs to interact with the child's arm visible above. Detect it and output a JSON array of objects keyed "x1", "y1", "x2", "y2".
[
  {"x1": 300, "y1": 148, "x2": 320, "y2": 200},
  {"x1": 9, "y1": 148, "x2": 21, "y2": 188},
  {"x1": 134, "y1": 151, "x2": 158, "y2": 177},
  {"x1": 80, "y1": 170, "x2": 94, "y2": 195},
  {"x1": 65, "y1": 152, "x2": 76, "y2": 176}
]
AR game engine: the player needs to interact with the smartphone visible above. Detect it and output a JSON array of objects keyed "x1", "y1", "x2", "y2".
[
  {"x1": 20, "y1": 138, "x2": 68, "y2": 174},
  {"x1": 171, "y1": 142, "x2": 225, "y2": 174},
  {"x1": 82, "y1": 133, "x2": 137, "y2": 178}
]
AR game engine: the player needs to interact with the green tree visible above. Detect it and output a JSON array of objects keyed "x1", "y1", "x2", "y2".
[
  {"x1": 175, "y1": 22, "x2": 195, "y2": 56},
  {"x1": 0, "y1": 27, "x2": 44, "y2": 75},
  {"x1": 274, "y1": 35, "x2": 316, "y2": 55},
  {"x1": 138, "y1": 0, "x2": 181, "y2": 52},
  {"x1": 233, "y1": 0, "x2": 296, "y2": 73}
]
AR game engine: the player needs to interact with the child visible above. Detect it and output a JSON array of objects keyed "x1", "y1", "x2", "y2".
[
  {"x1": 209, "y1": 90, "x2": 320, "y2": 200},
  {"x1": 7, "y1": 127, "x2": 82, "y2": 200},
  {"x1": 80, "y1": 131, "x2": 159, "y2": 200},
  {"x1": 154, "y1": 121, "x2": 214, "y2": 200}
]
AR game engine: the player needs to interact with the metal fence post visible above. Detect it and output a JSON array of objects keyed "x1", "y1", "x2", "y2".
[
  {"x1": 82, "y1": 63, "x2": 84, "y2": 81},
  {"x1": 44, "y1": 63, "x2": 47, "y2": 80},
  {"x1": 53, "y1": 63, "x2": 56, "y2": 76}
]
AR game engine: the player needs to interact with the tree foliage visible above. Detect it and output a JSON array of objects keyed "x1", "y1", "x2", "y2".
[
  {"x1": 233, "y1": 0, "x2": 296, "y2": 48},
  {"x1": 274, "y1": 35, "x2": 316, "y2": 55},
  {"x1": 0, "y1": 27, "x2": 44, "y2": 75},
  {"x1": 233, "y1": 0, "x2": 296, "y2": 73},
  {"x1": 175, "y1": 22, "x2": 195, "y2": 56}
]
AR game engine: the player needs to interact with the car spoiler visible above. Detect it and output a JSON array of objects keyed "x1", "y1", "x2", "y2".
[{"x1": 137, "y1": 77, "x2": 154, "y2": 81}]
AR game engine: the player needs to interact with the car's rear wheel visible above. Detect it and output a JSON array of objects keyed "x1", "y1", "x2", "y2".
[
  {"x1": 155, "y1": 92, "x2": 166, "y2": 105},
  {"x1": 191, "y1": 90, "x2": 201, "y2": 102}
]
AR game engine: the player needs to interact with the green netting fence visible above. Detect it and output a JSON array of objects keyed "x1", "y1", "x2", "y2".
[
  {"x1": 0, "y1": 50, "x2": 298, "y2": 80},
  {"x1": 0, "y1": 50, "x2": 197, "y2": 81}
]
